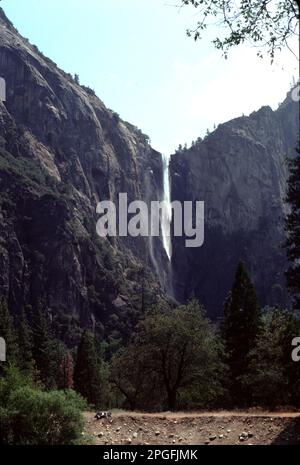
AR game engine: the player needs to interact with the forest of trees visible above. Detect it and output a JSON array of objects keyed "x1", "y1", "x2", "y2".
[
  {"x1": 1, "y1": 255, "x2": 300, "y2": 443},
  {"x1": 285, "y1": 144, "x2": 300, "y2": 309}
]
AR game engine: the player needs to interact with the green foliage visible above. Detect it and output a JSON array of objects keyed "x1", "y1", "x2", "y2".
[
  {"x1": 0, "y1": 365, "x2": 32, "y2": 406},
  {"x1": 285, "y1": 145, "x2": 300, "y2": 309},
  {"x1": 110, "y1": 344, "x2": 159, "y2": 411},
  {"x1": 74, "y1": 331, "x2": 104, "y2": 407},
  {"x1": 81, "y1": 85, "x2": 96, "y2": 96},
  {"x1": 112, "y1": 111, "x2": 120, "y2": 123},
  {"x1": 0, "y1": 297, "x2": 18, "y2": 365},
  {"x1": 57, "y1": 351, "x2": 74, "y2": 390},
  {"x1": 278, "y1": 309, "x2": 300, "y2": 405},
  {"x1": 4, "y1": 388, "x2": 85, "y2": 445},
  {"x1": 32, "y1": 306, "x2": 58, "y2": 389},
  {"x1": 0, "y1": 365, "x2": 87, "y2": 445},
  {"x1": 183, "y1": 0, "x2": 299, "y2": 61},
  {"x1": 240, "y1": 308, "x2": 300, "y2": 408},
  {"x1": 122, "y1": 121, "x2": 151, "y2": 145},
  {"x1": 17, "y1": 309, "x2": 35, "y2": 375},
  {"x1": 222, "y1": 261, "x2": 261, "y2": 405},
  {"x1": 0, "y1": 150, "x2": 55, "y2": 195},
  {"x1": 240, "y1": 309, "x2": 288, "y2": 407},
  {"x1": 111, "y1": 300, "x2": 226, "y2": 411}
]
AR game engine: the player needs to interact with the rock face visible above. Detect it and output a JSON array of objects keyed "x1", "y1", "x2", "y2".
[
  {"x1": 170, "y1": 91, "x2": 299, "y2": 318},
  {"x1": 0, "y1": 8, "x2": 169, "y2": 343},
  {"x1": 0, "y1": 7, "x2": 298, "y2": 330}
]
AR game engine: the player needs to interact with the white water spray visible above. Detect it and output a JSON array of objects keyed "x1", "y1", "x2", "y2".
[{"x1": 161, "y1": 154, "x2": 172, "y2": 260}]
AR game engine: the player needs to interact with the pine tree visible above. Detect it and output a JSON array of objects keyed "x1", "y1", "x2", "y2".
[
  {"x1": 0, "y1": 297, "x2": 18, "y2": 365},
  {"x1": 74, "y1": 331, "x2": 102, "y2": 407},
  {"x1": 32, "y1": 306, "x2": 56, "y2": 389},
  {"x1": 285, "y1": 145, "x2": 300, "y2": 309},
  {"x1": 17, "y1": 309, "x2": 35, "y2": 375},
  {"x1": 58, "y1": 351, "x2": 74, "y2": 390},
  {"x1": 222, "y1": 261, "x2": 261, "y2": 405}
]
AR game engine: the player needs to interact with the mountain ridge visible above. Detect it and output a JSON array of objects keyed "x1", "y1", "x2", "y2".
[{"x1": 170, "y1": 88, "x2": 299, "y2": 316}]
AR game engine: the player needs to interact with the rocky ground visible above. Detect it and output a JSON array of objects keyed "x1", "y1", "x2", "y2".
[{"x1": 84, "y1": 411, "x2": 300, "y2": 445}]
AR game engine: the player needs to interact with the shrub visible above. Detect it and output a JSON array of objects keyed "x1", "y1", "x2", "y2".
[
  {"x1": 0, "y1": 366, "x2": 87, "y2": 445},
  {"x1": 5, "y1": 387, "x2": 86, "y2": 445}
]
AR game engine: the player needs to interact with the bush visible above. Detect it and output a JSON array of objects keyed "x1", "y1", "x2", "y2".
[
  {"x1": 0, "y1": 366, "x2": 87, "y2": 445},
  {"x1": 0, "y1": 365, "x2": 31, "y2": 405},
  {"x1": 3, "y1": 387, "x2": 86, "y2": 445}
]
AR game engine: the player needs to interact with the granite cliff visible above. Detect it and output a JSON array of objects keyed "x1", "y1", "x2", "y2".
[
  {"x1": 0, "y1": 7, "x2": 298, "y2": 334},
  {"x1": 0, "y1": 8, "x2": 170, "y2": 344},
  {"x1": 170, "y1": 91, "x2": 299, "y2": 318}
]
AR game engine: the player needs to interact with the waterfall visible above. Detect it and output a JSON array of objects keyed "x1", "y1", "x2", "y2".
[{"x1": 161, "y1": 154, "x2": 172, "y2": 260}]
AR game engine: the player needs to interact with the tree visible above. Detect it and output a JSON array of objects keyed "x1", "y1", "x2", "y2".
[
  {"x1": 0, "y1": 298, "x2": 18, "y2": 365},
  {"x1": 58, "y1": 351, "x2": 74, "y2": 390},
  {"x1": 279, "y1": 308, "x2": 300, "y2": 406},
  {"x1": 110, "y1": 345, "x2": 158, "y2": 410},
  {"x1": 240, "y1": 308, "x2": 300, "y2": 408},
  {"x1": 32, "y1": 306, "x2": 57, "y2": 389},
  {"x1": 240, "y1": 309, "x2": 288, "y2": 408},
  {"x1": 222, "y1": 261, "x2": 261, "y2": 405},
  {"x1": 285, "y1": 145, "x2": 300, "y2": 309},
  {"x1": 17, "y1": 309, "x2": 35, "y2": 375},
  {"x1": 0, "y1": 364, "x2": 87, "y2": 445},
  {"x1": 73, "y1": 331, "x2": 102, "y2": 407},
  {"x1": 182, "y1": 0, "x2": 299, "y2": 60},
  {"x1": 112, "y1": 301, "x2": 226, "y2": 411}
]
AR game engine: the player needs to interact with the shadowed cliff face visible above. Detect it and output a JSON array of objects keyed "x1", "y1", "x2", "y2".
[
  {"x1": 170, "y1": 92, "x2": 299, "y2": 318},
  {"x1": 0, "y1": 8, "x2": 170, "y2": 343},
  {"x1": 0, "y1": 7, "x2": 298, "y2": 330}
]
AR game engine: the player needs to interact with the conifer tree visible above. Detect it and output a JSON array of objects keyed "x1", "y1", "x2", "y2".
[
  {"x1": 222, "y1": 261, "x2": 261, "y2": 405},
  {"x1": 32, "y1": 306, "x2": 56, "y2": 389},
  {"x1": 58, "y1": 351, "x2": 74, "y2": 390},
  {"x1": 74, "y1": 331, "x2": 102, "y2": 406},
  {"x1": 285, "y1": 145, "x2": 300, "y2": 309},
  {"x1": 17, "y1": 309, "x2": 35, "y2": 375},
  {"x1": 0, "y1": 297, "x2": 18, "y2": 365}
]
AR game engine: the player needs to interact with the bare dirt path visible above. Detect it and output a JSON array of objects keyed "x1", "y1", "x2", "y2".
[{"x1": 84, "y1": 410, "x2": 300, "y2": 445}]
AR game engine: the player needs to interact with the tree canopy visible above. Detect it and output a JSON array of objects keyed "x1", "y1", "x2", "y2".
[
  {"x1": 285, "y1": 145, "x2": 300, "y2": 309},
  {"x1": 111, "y1": 301, "x2": 226, "y2": 411},
  {"x1": 181, "y1": 0, "x2": 299, "y2": 60},
  {"x1": 222, "y1": 261, "x2": 261, "y2": 405}
]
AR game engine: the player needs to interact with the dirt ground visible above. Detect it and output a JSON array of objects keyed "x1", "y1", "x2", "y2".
[{"x1": 84, "y1": 410, "x2": 300, "y2": 445}]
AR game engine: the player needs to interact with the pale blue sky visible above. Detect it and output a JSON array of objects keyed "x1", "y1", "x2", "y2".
[{"x1": 1, "y1": 0, "x2": 298, "y2": 154}]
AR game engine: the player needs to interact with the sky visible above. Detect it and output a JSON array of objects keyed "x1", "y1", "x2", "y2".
[{"x1": 1, "y1": 0, "x2": 298, "y2": 154}]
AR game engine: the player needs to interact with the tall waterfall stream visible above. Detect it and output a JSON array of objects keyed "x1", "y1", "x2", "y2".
[{"x1": 161, "y1": 154, "x2": 172, "y2": 261}]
